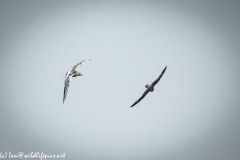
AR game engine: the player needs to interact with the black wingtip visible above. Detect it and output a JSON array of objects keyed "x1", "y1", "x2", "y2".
[{"x1": 163, "y1": 66, "x2": 167, "y2": 72}]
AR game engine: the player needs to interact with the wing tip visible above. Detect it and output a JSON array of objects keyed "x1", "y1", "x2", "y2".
[
  {"x1": 162, "y1": 66, "x2": 167, "y2": 73},
  {"x1": 130, "y1": 103, "x2": 136, "y2": 108}
]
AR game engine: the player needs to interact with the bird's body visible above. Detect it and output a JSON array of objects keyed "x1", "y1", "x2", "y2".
[
  {"x1": 130, "y1": 66, "x2": 167, "y2": 107},
  {"x1": 145, "y1": 84, "x2": 154, "y2": 92},
  {"x1": 63, "y1": 59, "x2": 91, "y2": 103}
]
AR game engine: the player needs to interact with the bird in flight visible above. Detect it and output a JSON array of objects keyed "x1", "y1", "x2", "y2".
[
  {"x1": 63, "y1": 59, "x2": 91, "y2": 103},
  {"x1": 130, "y1": 66, "x2": 167, "y2": 108}
]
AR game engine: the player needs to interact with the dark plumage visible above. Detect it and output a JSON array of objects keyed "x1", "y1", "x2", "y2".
[{"x1": 130, "y1": 66, "x2": 167, "y2": 108}]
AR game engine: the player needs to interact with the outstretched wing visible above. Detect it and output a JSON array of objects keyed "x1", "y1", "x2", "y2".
[
  {"x1": 151, "y1": 66, "x2": 167, "y2": 87},
  {"x1": 130, "y1": 89, "x2": 150, "y2": 107},
  {"x1": 72, "y1": 59, "x2": 91, "y2": 71},
  {"x1": 63, "y1": 75, "x2": 72, "y2": 103}
]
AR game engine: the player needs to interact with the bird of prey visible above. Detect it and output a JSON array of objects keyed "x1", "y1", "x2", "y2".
[
  {"x1": 63, "y1": 59, "x2": 91, "y2": 103},
  {"x1": 130, "y1": 66, "x2": 167, "y2": 108}
]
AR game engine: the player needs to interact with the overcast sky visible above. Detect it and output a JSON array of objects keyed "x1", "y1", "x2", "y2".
[{"x1": 0, "y1": 1, "x2": 240, "y2": 160}]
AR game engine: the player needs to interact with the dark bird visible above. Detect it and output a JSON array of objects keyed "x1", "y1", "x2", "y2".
[
  {"x1": 63, "y1": 59, "x2": 91, "y2": 103},
  {"x1": 130, "y1": 66, "x2": 167, "y2": 107}
]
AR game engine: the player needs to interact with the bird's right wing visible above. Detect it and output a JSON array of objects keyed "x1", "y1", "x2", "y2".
[
  {"x1": 63, "y1": 75, "x2": 72, "y2": 103},
  {"x1": 130, "y1": 89, "x2": 150, "y2": 107},
  {"x1": 72, "y1": 59, "x2": 91, "y2": 71}
]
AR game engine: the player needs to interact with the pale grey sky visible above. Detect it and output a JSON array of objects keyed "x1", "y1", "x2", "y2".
[{"x1": 0, "y1": 1, "x2": 240, "y2": 160}]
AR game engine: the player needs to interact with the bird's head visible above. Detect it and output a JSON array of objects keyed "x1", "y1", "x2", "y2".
[{"x1": 145, "y1": 84, "x2": 149, "y2": 88}]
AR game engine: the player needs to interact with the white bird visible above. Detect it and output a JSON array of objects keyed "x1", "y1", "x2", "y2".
[{"x1": 63, "y1": 59, "x2": 91, "y2": 103}]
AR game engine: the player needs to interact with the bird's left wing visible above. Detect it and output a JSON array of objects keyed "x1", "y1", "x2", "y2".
[
  {"x1": 72, "y1": 59, "x2": 91, "y2": 71},
  {"x1": 63, "y1": 75, "x2": 72, "y2": 103},
  {"x1": 130, "y1": 89, "x2": 150, "y2": 107},
  {"x1": 151, "y1": 66, "x2": 167, "y2": 87}
]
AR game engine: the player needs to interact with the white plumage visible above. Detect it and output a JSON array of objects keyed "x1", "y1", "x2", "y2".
[{"x1": 63, "y1": 59, "x2": 91, "y2": 103}]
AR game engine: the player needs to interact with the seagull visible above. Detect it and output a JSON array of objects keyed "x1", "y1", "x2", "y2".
[
  {"x1": 63, "y1": 59, "x2": 91, "y2": 103},
  {"x1": 130, "y1": 66, "x2": 167, "y2": 108}
]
